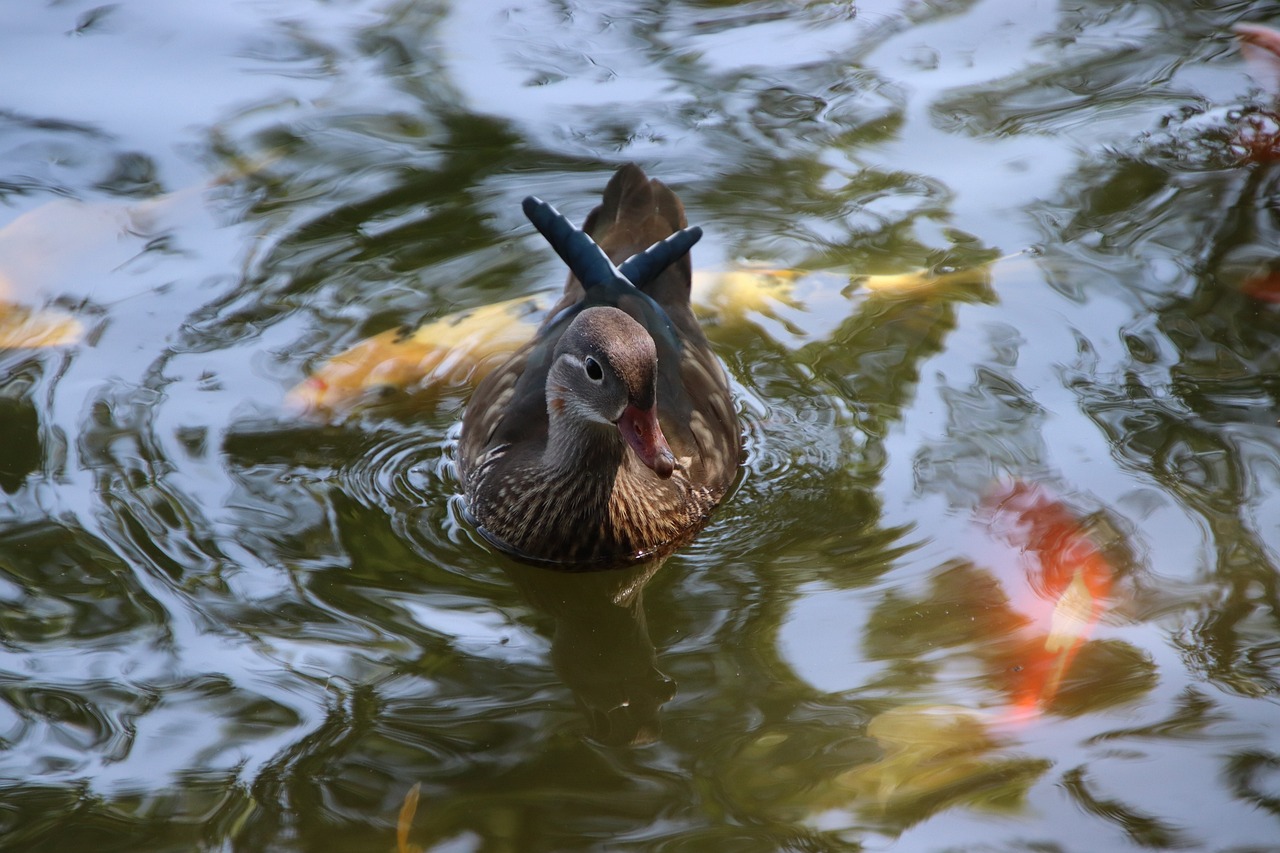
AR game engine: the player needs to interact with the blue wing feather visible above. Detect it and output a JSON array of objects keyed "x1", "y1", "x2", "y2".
[
  {"x1": 522, "y1": 195, "x2": 692, "y2": 354},
  {"x1": 617, "y1": 226, "x2": 702, "y2": 287}
]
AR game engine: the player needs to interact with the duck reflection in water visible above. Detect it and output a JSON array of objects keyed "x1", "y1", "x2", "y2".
[{"x1": 501, "y1": 558, "x2": 675, "y2": 746}]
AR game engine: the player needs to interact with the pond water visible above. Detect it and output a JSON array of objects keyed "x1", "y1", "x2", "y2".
[{"x1": 3, "y1": 0, "x2": 1280, "y2": 850}]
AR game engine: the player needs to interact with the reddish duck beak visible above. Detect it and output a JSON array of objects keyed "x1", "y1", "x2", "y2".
[{"x1": 617, "y1": 403, "x2": 676, "y2": 479}]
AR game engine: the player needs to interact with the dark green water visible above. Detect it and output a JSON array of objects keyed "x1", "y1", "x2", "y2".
[{"x1": 2, "y1": 1, "x2": 1280, "y2": 850}]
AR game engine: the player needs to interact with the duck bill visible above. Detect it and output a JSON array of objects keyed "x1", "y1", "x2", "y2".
[{"x1": 617, "y1": 403, "x2": 676, "y2": 479}]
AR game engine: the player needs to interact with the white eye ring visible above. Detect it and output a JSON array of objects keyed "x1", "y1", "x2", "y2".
[{"x1": 584, "y1": 356, "x2": 604, "y2": 382}]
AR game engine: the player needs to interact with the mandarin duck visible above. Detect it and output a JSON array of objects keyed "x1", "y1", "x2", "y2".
[{"x1": 458, "y1": 165, "x2": 740, "y2": 565}]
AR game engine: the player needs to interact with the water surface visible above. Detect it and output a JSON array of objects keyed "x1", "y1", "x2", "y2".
[{"x1": 2, "y1": 1, "x2": 1280, "y2": 850}]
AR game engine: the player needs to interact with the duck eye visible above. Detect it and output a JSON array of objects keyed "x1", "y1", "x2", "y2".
[{"x1": 584, "y1": 356, "x2": 604, "y2": 382}]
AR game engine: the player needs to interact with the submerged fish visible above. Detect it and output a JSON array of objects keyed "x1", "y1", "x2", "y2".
[
  {"x1": 1236, "y1": 23, "x2": 1280, "y2": 103},
  {"x1": 0, "y1": 301, "x2": 84, "y2": 349},
  {"x1": 0, "y1": 153, "x2": 275, "y2": 351},
  {"x1": 290, "y1": 260, "x2": 998, "y2": 417},
  {"x1": 285, "y1": 296, "x2": 546, "y2": 415},
  {"x1": 984, "y1": 482, "x2": 1116, "y2": 715},
  {"x1": 833, "y1": 704, "x2": 1048, "y2": 817}
]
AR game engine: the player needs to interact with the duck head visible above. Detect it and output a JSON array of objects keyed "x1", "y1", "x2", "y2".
[{"x1": 548, "y1": 306, "x2": 677, "y2": 478}]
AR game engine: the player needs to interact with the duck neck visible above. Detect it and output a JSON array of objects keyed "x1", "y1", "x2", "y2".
[{"x1": 543, "y1": 401, "x2": 626, "y2": 483}]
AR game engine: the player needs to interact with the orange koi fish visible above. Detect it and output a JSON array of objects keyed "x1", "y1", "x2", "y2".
[{"x1": 985, "y1": 482, "x2": 1115, "y2": 716}]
